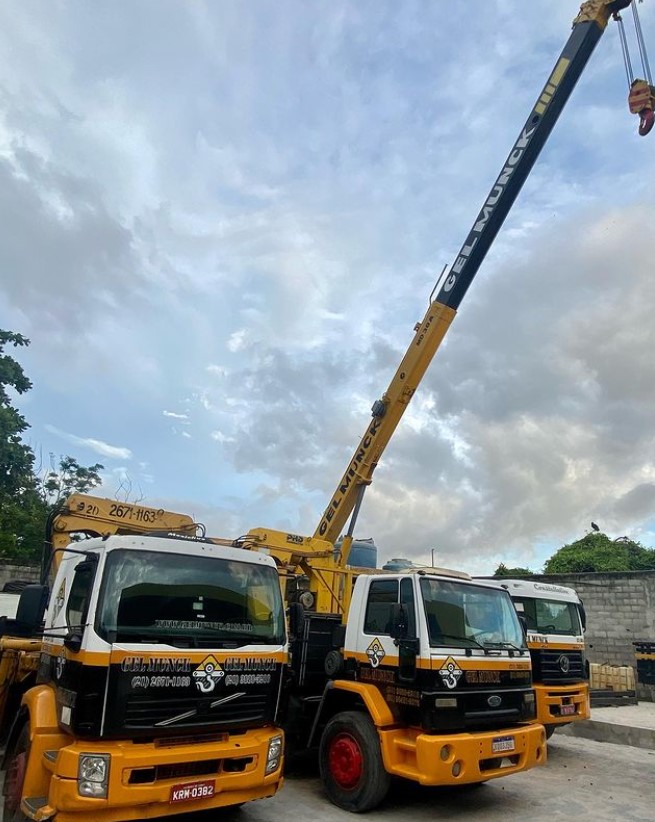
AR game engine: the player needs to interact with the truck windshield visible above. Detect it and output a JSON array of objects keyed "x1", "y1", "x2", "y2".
[
  {"x1": 514, "y1": 597, "x2": 582, "y2": 636},
  {"x1": 96, "y1": 548, "x2": 284, "y2": 647},
  {"x1": 420, "y1": 578, "x2": 525, "y2": 650}
]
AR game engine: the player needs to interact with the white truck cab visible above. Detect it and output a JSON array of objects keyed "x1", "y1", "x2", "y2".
[{"x1": 493, "y1": 578, "x2": 590, "y2": 737}]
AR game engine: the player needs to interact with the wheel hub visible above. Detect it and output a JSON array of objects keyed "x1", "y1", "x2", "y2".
[{"x1": 328, "y1": 732, "x2": 363, "y2": 790}]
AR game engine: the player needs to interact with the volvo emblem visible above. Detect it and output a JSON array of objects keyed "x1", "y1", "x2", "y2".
[
  {"x1": 487, "y1": 695, "x2": 502, "y2": 708},
  {"x1": 558, "y1": 654, "x2": 570, "y2": 674}
]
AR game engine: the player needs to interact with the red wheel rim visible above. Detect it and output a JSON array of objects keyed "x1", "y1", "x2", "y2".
[
  {"x1": 328, "y1": 732, "x2": 363, "y2": 790},
  {"x1": 4, "y1": 751, "x2": 27, "y2": 813}
]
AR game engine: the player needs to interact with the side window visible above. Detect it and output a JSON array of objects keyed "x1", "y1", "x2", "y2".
[
  {"x1": 515, "y1": 597, "x2": 537, "y2": 630},
  {"x1": 400, "y1": 578, "x2": 416, "y2": 637},
  {"x1": 66, "y1": 561, "x2": 95, "y2": 628},
  {"x1": 364, "y1": 580, "x2": 398, "y2": 635}
]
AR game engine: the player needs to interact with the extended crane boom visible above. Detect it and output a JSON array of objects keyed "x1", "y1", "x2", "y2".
[
  {"x1": 41, "y1": 493, "x2": 200, "y2": 581},
  {"x1": 315, "y1": 0, "x2": 634, "y2": 548}
]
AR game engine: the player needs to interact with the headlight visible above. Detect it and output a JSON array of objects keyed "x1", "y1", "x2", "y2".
[
  {"x1": 78, "y1": 754, "x2": 110, "y2": 798},
  {"x1": 523, "y1": 691, "x2": 536, "y2": 718},
  {"x1": 265, "y1": 735, "x2": 284, "y2": 774}
]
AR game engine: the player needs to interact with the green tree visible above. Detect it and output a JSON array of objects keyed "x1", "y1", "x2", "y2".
[
  {"x1": 493, "y1": 563, "x2": 535, "y2": 577},
  {"x1": 544, "y1": 531, "x2": 655, "y2": 573},
  {"x1": 0, "y1": 330, "x2": 42, "y2": 560},
  {"x1": 39, "y1": 455, "x2": 104, "y2": 507},
  {"x1": 0, "y1": 330, "x2": 105, "y2": 562}
]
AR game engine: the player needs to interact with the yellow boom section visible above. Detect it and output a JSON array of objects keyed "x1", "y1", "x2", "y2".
[
  {"x1": 314, "y1": 300, "x2": 457, "y2": 546},
  {"x1": 47, "y1": 493, "x2": 199, "y2": 570}
]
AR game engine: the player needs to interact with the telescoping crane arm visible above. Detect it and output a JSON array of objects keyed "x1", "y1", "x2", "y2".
[
  {"x1": 41, "y1": 493, "x2": 200, "y2": 581},
  {"x1": 315, "y1": 0, "x2": 635, "y2": 549}
]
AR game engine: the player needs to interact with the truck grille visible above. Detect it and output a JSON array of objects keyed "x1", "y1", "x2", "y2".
[
  {"x1": 536, "y1": 649, "x2": 585, "y2": 684},
  {"x1": 124, "y1": 693, "x2": 269, "y2": 730},
  {"x1": 422, "y1": 688, "x2": 533, "y2": 733}
]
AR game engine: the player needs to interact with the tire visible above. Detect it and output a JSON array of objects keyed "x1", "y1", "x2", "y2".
[
  {"x1": 544, "y1": 724, "x2": 556, "y2": 740},
  {"x1": 2, "y1": 723, "x2": 30, "y2": 822},
  {"x1": 319, "y1": 711, "x2": 390, "y2": 813}
]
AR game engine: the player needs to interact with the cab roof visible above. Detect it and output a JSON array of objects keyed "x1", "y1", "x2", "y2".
[
  {"x1": 58, "y1": 533, "x2": 279, "y2": 570},
  {"x1": 492, "y1": 578, "x2": 581, "y2": 603}
]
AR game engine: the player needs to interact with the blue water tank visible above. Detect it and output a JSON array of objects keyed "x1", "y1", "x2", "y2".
[{"x1": 336, "y1": 537, "x2": 378, "y2": 568}]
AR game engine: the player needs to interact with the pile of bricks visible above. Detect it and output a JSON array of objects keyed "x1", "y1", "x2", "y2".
[{"x1": 589, "y1": 663, "x2": 636, "y2": 691}]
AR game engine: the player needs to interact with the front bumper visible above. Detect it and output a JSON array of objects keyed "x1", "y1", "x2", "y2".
[
  {"x1": 378, "y1": 722, "x2": 546, "y2": 786},
  {"x1": 534, "y1": 682, "x2": 590, "y2": 726},
  {"x1": 28, "y1": 727, "x2": 283, "y2": 822}
]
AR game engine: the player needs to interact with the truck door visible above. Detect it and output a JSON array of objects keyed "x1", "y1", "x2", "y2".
[
  {"x1": 351, "y1": 577, "x2": 418, "y2": 683},
  {"x1": 397, "y1": 577, "x2": 418, "y2": 684}
]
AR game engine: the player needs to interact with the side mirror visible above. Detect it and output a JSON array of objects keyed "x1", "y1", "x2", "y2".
[
  {"x1": 332, "y1": 623, "x2": 346, "y2": 649},
  {"x1": 288, "y1": 602, "x2": 305, "y2": 640},
  {"x1": 389, "y1": 603, "x2": 408, "y2": 641},
  {"x1": 15, "y1": 584, "x2": 49, "y2": 635},
  {"x1": 64, "y1": 631, "x2": 83, "y2": 653},
  {"x1": 579, "y1": 602, "x2": 587, "y2": 631},
  {"x1": 518, "y1": 614, "x2": 528, "y2": 636}
]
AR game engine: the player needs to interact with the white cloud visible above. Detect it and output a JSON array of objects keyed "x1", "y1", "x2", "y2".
[
  {"x1": 163, "y1": 410, "x2": 189, "y2": 421},
  {"x1": 227, "y1": 329, "x2": 251, "y2": 353},
  {"x1": 211, "y1": 430, "x2": 235, "y2": 444},
  {"x1": 45, "y1": 425, "x2": 132, "y2": 460},
  {"x1": 4, "y1": 2, "x2": 655, "y2": 573}
]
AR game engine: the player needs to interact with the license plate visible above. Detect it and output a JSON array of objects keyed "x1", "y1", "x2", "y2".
[
  {"x1": 561, "y1": 704, "x2": 576, "y2": 716},
  {"x1": 170, "y1": 780, "x2": 215, "y2": 804},
  {"x1": 492, "y1": 735, "x2": 515, "y2": 753}
]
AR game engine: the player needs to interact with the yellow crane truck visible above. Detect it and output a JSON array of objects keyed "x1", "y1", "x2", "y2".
[
  {"x1": 0, "y1": 498, "x2": 288, "y2": 821},
  {"x1": 498, "y1": 579, "x2": 590, "y2": 738},
  {"x1": 0, "y1": 495, "x2": 201, "y2": 742},
  {"x1": 240, "y1": 526, "x2": 546, "y2": 812},
  {"x1": 237, "y1": 0, "x2": 644, "y2": 811},
  {"x1": 1, "y1": 1, "x2": 646, "y2": 818}
]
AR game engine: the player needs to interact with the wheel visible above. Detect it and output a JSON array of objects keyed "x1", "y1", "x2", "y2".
[
  {"x1": 319, "y1": 711, "x2": 390, "y2": 813},
  {"x1": 324, "y1": 650, "x2": 345, "y2": 678},
  {"x1": 544, "y1": 724, "x2": 556, "y2": 740},
  {"x1": 2, "y1": 723, "x2": 30, "y2": 822}
]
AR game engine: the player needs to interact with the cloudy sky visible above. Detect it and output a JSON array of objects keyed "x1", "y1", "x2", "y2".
[{"x1": 2, "y1": 1, "x2": 655, "y2": 574}]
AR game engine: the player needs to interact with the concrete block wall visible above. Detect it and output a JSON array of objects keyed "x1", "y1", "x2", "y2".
[{"x1": 0, "y1": 562, "x2": 41, "y2": 589}]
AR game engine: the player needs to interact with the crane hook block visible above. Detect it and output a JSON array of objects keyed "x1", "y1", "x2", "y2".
[{"x1": 628, "y1": 79, "x2": 655, "y2": 136}]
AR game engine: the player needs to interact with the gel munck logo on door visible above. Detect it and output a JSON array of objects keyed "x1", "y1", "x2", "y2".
[{"x1": 366, "y1": 638, "x2": 386, "y2": 668}]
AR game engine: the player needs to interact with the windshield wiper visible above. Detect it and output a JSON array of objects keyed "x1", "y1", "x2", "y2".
[
  {"x1": 432, "y1": 633, "x2": 487, "y2": 651},
  {"x1": 126, "y1": 634, "x2": 199, "y2": 648},
  {"x1": 482, "y1": 640, "x2": 525, "y2": 656},
  {"x1": 247, "y1": 633, "x2": 280, "y2": 644}
]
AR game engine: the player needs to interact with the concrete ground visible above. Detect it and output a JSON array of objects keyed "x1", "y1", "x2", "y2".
[
  {"x1": 215, "y1": 704, "x2": 655, "y2": 821},
  {"x1": 561, "y1": 701, "x2": 655, "y2": 749},
  {"x1": 590, "y1": 703, "x2": 655, "y2": 729},
  {"x1": 3, "y1": 706, "x2": 654, "y2": 821},
  {"x1": 183, "y1": 732, "x2": 654, "y2": 822}
]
